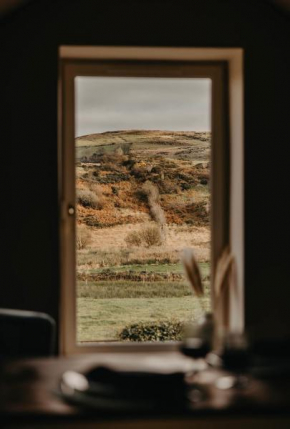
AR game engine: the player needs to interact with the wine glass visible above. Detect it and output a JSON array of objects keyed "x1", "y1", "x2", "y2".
[{"x1": 215, "y1": 332, "x2": 251, "y2": 390}]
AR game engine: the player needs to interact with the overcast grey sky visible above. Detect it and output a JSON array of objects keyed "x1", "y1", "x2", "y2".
[{"x1": 75, "y1": 77, "x2": 211, "y2": 137}]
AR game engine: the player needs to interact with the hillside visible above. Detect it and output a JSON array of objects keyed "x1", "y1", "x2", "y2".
[
  {"x1": 76, "y1": 130, "x2": 210, "y2": 229},
  {"x1": 75, "y1": 130, "x2": 211, "y2": 342}
]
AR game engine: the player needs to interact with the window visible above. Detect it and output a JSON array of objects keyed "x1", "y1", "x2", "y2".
[{"x1": 59, "y1": 47, "x2": 244, "y2": 355}]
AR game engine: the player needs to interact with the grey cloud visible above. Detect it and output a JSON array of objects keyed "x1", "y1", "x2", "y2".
[{"x1": 75, "y1": 77, "x2": 211, "y2": 137}]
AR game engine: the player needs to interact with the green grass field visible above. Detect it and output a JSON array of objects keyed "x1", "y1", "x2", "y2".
[
  {"x1": 77, "y1": 295, "x2": 211, "y2": 342},
  {"x1": 77, "y1": 262, "x2": 211, "y2": 342}
]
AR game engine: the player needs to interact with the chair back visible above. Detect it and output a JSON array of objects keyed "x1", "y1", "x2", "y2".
[{"x1": 0, "y1": 308, "x2": 56, "y2": 358}]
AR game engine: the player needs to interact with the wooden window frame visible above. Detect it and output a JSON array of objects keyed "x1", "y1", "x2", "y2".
[{"x1": 58, "y1": 47, "x2": 244, "y2": 355}]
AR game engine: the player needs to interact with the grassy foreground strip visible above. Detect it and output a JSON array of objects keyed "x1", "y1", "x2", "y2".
[
  {"x1": 77, "y1": 296, "x2": 211, "y2": 342},
  {"x1": 77, "y1": 262, "x2": 210, "y2": 276},
  {"x1": 78, "y1": 281, "x2": 192, "y2": 299}
]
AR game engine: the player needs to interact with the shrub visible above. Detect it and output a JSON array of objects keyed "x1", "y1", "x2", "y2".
[
  {"x1": 135, "y1": 189, "x2": 148, "y2": 202},
  {"x1": 76, "y1": 224, "x2": 91, "y2": 250},
  {"x1": 124, "y1": 230, "x2": 143, "y2": 247},
  {"x1": 118, "y1": 321, "x2": 184, "y2": 342},
  {"x1": 125, "y1": 225, "x2": 162, "y2": 248},
  {"x1": 77, "y1": 188, "x2": 103, "y2": 209},
  {"x1": 111, "y1": 186, "x2": 118, "y2": 195},
  {"x1": 122, "y1": 158, "x2": 136, "y2": 169},
  {"x1": 158, "y1": 180, "x2": 179, "y2": 195},
  {"x1": 130, "y1": 167, "x2": 147, "y2": 179},
  {"x1": 141, "y1": 225, "x2": 162, "y2": 247}
]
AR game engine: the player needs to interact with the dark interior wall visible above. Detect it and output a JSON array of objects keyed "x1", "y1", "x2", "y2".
[{"x1": 0, "y1": 0, "x2": 289, "y2": 341}]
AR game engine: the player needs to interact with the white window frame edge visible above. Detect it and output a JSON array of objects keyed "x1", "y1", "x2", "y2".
[{"x1": 58, "y1": 46, "x2": 244, "y2": 355}]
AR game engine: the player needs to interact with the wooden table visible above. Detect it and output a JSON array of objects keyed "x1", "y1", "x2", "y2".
[{"x1": 1, "y1": 352, "x2": 290, "y2": 428}]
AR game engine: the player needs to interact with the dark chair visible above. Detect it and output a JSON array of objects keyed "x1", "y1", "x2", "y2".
[{"x1": 0, "y1": 308, "x2": 56, "y2": 359}]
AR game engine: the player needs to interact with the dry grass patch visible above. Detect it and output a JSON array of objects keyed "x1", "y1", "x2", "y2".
[
  {"x1": 76, "y1": 224, "x2": 92, "y2": 250},
  {"x1": 77, "y1": 188, "x2": 104, "y2": 209}
]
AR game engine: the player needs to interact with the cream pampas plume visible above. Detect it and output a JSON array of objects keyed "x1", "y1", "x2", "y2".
[
  {"x1": 182, "y1": 246, "x2": 236, "y2": 330},
  {"x1": 214, "y1": 246, "x2": 236, "y2": 331},
  {"x1": 181, "y1": 249, "x2": 203, "y2": 297},
  {"x1": 214, "y1": 247, "x2": 234, "y2": 305}
]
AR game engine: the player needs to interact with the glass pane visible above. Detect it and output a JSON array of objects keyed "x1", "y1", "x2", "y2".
[{"x1": 75, "y1": 76, "x2": 211, "y2": 344}]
